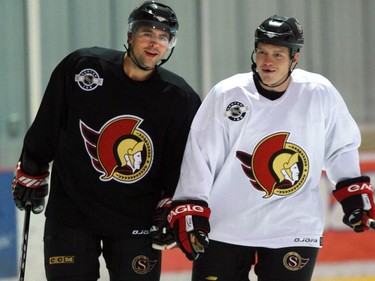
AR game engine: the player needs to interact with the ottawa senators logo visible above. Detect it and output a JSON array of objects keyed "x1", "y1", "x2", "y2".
[
  {"x1": 80, "y1": 115, "x2": 153, "y2": 183},
  {"x1": 132, "y1": 255, "x2": 158, "y2": 274},
  {"x1": 236, "y1": 132, "x2": 309, "y2": 198},
  {"x1": 283, "y1": 251, "x2": 309, "y2": 271}
]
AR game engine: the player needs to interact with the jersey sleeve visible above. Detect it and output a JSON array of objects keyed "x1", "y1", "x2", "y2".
[
  {"x1": 158, "y1": 88, "x2": 202, "y2": 198},
  {"x1": 323, "y1": 85, "x2": 361, "y2": 184},
  {"x1": 173, "y1": 85, "x2": 229, "y2": 202},
  {"x1": 21, "y1": 51, "x2": 77, "y2": 167}
]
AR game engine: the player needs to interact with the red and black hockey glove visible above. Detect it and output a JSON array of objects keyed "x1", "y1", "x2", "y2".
[
  {"x1": 333, "y1": 176, "x2": 375, "y2": 232},
  {"x1": 150, "y1": 197, "x2": 177, "y2": 250},
  {"x1": 11, "y1": 162, "x2": 49, "y2": 214},
  {"x1": 168, "y1": 200, "x2": 211, "y2": 261}
]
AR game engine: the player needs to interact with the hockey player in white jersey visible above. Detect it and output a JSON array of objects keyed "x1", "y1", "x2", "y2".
[{"x1": 167, "y1": 15, "x2": 375, "y2": 281}]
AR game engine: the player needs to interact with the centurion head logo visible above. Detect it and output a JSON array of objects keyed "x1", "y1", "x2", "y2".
[
  {"x1": 80, "y1": 115, "x2": 153, "y2": 184},
  {"x1": 236, "y1": 132, "x2": 309, "y2": 198}
]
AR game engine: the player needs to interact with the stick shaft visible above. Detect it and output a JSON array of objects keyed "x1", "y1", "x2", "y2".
[{"x1": 19, "y1": 205, "x2": 31, "y2": 281}]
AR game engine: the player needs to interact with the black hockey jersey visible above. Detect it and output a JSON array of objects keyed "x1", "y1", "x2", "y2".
[{"x1": 21, "y1": 47, "x2": 201, "y2": 237}]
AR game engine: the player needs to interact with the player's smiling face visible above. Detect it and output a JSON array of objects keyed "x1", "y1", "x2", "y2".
[
  {"x1": 255, "y1": 43, "x2": 298, "y2": 91},
  {"x1": 129, "y1": 26, "x2": 170, "y2": 69},
  {"x1": 130, "y1": 26, "x2": 169, "y2": 68}
]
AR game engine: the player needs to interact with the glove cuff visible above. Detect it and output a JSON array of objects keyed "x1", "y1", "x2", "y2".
[
  {"x1": 16, "y1": 162, "x2": 50, "y2": 189},
  {"x1": 156, "y1": 197, "x2": 173, "y2": 209},
  {"x1": 333, "y1": 176, "x2": 372, "y2": 202},
  {"x1": 333, "y1": 175, "x2": 374, "y2": 219},
  {"x1": 168, "y1": 200, "x2": 211, "y2": 228},
  {"x1": 335, "y1": 176, "x2": 370, "y2": 190}
]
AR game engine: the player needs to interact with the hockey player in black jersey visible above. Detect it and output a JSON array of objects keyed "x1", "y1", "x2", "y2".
[{"x1": 11, "y1": 1, "x2": 201, "y2": 280}]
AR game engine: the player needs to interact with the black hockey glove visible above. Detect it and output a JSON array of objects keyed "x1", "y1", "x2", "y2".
[
  {"x1": 150, "y1": 197, "x2": 177, "y2": 250},
  {"x1": 168, "y1": 200, "x2": 211, "y2": 261},
  {"x1": 11, "y1": 162, "x2": 49, "y2": 214},
  {"x1": 333, "y1": 176, "x2": 375, "y2": 232}
]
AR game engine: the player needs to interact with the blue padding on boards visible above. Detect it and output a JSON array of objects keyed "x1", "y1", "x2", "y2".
[{"x1": 0, "y1": 171, "x2": 18, "y2": 277}]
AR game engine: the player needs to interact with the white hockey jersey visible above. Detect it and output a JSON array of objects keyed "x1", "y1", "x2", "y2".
[{"x1": 173, "y1": 69, "x2": 362, "y2": 248}]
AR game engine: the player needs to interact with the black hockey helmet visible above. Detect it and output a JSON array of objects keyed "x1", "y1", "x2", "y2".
[
  {"x1": 128, "y1": 1, "x2": 179, "y2": 48},
  {"x1": 254, "y1": 15, "x2": 304, "y2": 58}
]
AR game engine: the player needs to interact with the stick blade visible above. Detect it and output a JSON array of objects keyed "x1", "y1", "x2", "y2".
[{"x1": 365, "y1": 218, "x2": 375, "y2": 230}]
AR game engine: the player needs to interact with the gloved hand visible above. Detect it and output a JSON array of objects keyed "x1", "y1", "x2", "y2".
[
  {"x1": 333, "y1": 176, "x2": 375, "y2": 232},
  {"x1": 168, "y1": 200, "x2": 211, "y2": 260},
  {"x1": 150, "y1": 197, "x2": 177, "y2": 250},
  {"x1": 11, "y1": 162, "x2": 49, "y2": 214}
]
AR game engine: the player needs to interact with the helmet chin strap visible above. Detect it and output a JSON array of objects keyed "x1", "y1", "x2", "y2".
[
  {"x1": 251, "y1": 50, "x2": 297, "y2": 89},
  {"x1": 123, "y1": 44, "x2": 175, "y2": 71}
]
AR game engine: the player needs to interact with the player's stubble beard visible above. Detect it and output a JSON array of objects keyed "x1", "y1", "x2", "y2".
[{"x1": 124, "y1": 43, "x2": 156, "y2": 72}]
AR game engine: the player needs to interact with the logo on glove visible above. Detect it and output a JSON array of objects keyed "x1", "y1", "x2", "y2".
[
  {"x1": 167, "y1": 204, "x2": 205, "y2": 222},
  {"x1": 347, "y1": 183, "x2": 372, "y2": 193}
]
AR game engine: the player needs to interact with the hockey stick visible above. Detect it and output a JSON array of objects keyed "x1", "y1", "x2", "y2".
[{"x1": 19, "y1": 204, "x2": 31, "y2": 281}]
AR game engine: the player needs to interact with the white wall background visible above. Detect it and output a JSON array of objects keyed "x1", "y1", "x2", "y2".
[{"x1": 1, "y1": 0, "x2": 375, "y2": 167}]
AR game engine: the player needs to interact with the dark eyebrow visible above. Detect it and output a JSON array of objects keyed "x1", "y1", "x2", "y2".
[
  {"x1": 257, "y1": 46, "x2": 289, "y2": 54},
  {"x1": 138, "y1": 26, "x2": 169, "y2": 38}
]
